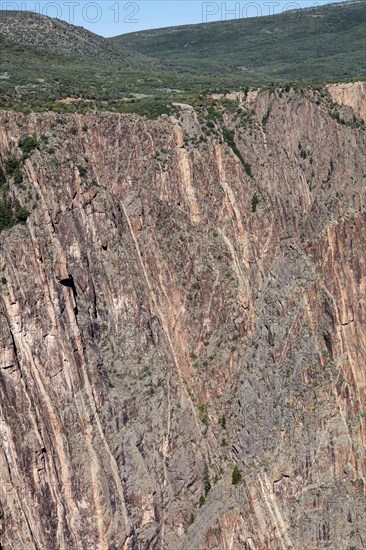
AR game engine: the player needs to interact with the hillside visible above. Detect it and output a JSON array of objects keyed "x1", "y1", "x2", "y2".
[
  {"x1": 0, "y1": 1, "x2": 365, "y2": 112},
  {"x1": 114, "y1": 0, "x2": 366, "y2": 83},
  {"x1": 0, "y1": 10, "x2": 152, "y2": 63},
  {"x1": 0, "y1": 11, "x2": 167, "y2": 110}
]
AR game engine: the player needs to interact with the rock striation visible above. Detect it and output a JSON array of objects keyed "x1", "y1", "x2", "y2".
[{"x1": 0, "y1": 84, "x2": 365, "y2": 549}]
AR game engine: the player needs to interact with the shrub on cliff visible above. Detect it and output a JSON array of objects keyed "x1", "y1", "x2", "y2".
[
  {"x1": 251, "y1": 193, "x2": 260, "y2": 212},
  {"x1": 232, "y1": 464, "x2": 242, "y2": 485},
  {"x1": 0, "y1": 166, "x2": 6, "y2": 188},
  {"x1": 222, "y1": 129, "x2": 253, "y2": 178},
  {"x1": 198, "y1": 403, "x2": 208, "y2": 427},
  {"x1": 0, "y1": 192, "x2": 29, "y2": 232},
  {"x1": 13, "y1": 201, "x2": 29, "y2": 223},
  {"x1": 203, "y1": 464, "x2": 211, "y2": 496},
  {"x1": 4, "y1": 155, "x2": 20, "y2": 176},
  {"x1": 77, "y1": 165, "x2": 87, "y2": 178},
  {"x1": 0, "y1": 194, "x2": 14, "y2": 230},
  {"x1": 4, "y1": 155, "x2": 23, "y2": 184},
  {"x1": 18, "y1": 135, "x2": 39, "y2": 156}
]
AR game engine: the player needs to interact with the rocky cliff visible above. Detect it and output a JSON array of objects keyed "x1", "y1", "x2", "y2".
[{"x1": 0, "y1": 84, "x2": 365, "y2": 549}]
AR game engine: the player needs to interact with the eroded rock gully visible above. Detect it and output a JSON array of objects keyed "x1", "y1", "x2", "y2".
[{"x1": 0, "y1": 85, "x2": 365, "y2": 549}]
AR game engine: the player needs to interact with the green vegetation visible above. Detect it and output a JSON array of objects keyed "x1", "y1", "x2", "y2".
[
  {"x1": 223, "y1": 129, "x2": 253, "y2": 177},
  {"x1": 244, "y1": 162, "x2": 253, "y2": 179},
  {"x1": 199, "y1": 495, "x2": 206, "y2": 507},
  {"x1": 298, "y1": 143, "x2": 311, "y2": 160},
  {"x1": 203, "y1": 465, "x2": 211, "y2": 496},
  {"x1": 0, "y1": 191, "x2": 29, "y2": 232},
  {"x1": 223, "y1": 129, "x2": 242, "y2": 160},
  {"x1": 77, "y1": 165, "x2": 87, "y2": 178},
  {"x1": 3, "y1": 136, "x2": 40, "y2": 187},
  {"x1": 220, "y1": 415, "x2": 227, "y2": 429},
  {"x1": 327, "y1": 102, "x2": 366, "y2": 129},
  {"x1": 0, "y1": 140, "x2": 34, "y2": 232},
  {"x1": 0, "y1": 167, "x2": 6, "y2": 187},
  {"x1": 113, "y1": 98, "x2": 179, "y2": 119},
  {"x1": 262, "y1": 107, "x2": 271, "y2": 126},
  {"x1": 251, "y1": 193, "x2": 260, "y2": 213},
  {"x1": 0, "y1": 2, "x2": 365, "y2": 111},
  {"x1": 232, "y1": 464, "x2": 242, "y2": 485},
  {"x1": 198, "y1": 403, "x2": 209, "y2": 427},
  {"x1": 18, "y1": 135, "x2": 38, "y2": 155},
  {"x1": 4, "y1": 156, "x2": 23, "y2": 184},
  {"x1": 115, "y1": 1, "x2": 366, "y2": 86}
]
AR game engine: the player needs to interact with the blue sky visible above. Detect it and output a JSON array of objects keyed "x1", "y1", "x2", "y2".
[{"x1": 1, "y1": 0, "x2": 345, "y2": 36}]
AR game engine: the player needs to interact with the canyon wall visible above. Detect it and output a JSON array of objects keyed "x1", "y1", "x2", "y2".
[{"x1": 0, "y1": 85, "x2": 365, "y2": 549}]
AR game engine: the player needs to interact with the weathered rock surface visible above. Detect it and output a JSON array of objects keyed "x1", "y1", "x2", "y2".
[
  {"x1": 327, "y1": 81, "x2": 366, "y2": 123},
  {"x1": 0, "y1": 84, "x2": 365, "y2": 549}
]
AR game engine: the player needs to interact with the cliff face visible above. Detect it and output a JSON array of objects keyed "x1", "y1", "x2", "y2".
[
  {"x1": 0, "y1": 85, "x2": 365, "y2": 550},
  {"x1": 327, "y1": 81, "x2": 366, "y2": 123}
]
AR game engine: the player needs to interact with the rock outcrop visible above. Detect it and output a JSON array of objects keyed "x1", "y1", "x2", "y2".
[
  {"x1": 0, "y1": 84, "x2": 365, "y2": 549},
  {"x1": 327, "y1": 81, "x2": 366, "y2": 123}
]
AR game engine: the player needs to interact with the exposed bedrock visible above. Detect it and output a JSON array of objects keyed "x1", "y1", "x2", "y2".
[{"x1": 0, "y1": 85, "x2": 365, "y2": 549}]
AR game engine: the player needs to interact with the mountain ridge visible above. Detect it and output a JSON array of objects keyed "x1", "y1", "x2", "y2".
[
  {"x1": 113, "y1": 0, "x2": 366, "y2": 82},
  {"x1": 0, "y1": 10, "x2": 156, "y2": 65}
]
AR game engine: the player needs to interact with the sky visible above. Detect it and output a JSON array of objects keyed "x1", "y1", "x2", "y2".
[{"x1": 0, "y1": 0, "x2": 347, "y2": 36}]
